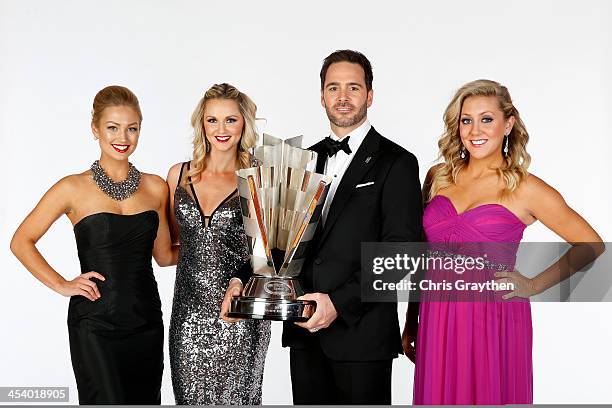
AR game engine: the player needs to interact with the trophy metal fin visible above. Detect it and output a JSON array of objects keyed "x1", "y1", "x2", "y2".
[
  {"x1": 246, "y1": 175, "x2": 275, "y2": 271},
  {"x1": 279, "y1": 180, "x2": 329, "y2": 276}
]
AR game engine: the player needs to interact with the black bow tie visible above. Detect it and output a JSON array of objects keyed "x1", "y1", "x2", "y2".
[{"x1": 321, "y1": 136, "x2": 352, "y2": 157}]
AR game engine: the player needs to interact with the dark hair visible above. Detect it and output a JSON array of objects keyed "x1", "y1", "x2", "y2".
[
  {"x1": 320, "y1": 49, "x2": 373, "y2": 91},
  {"x1": 92, "y1": 85, "x2": 142, "y2": 125}
]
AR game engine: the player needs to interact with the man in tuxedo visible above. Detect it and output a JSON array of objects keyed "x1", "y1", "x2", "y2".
[
  {"x1": 281, "y1": 50, "x2": 423, "y2": 404},
  {"x1": 220, "y1": 49, "x2": 422, "y2": 404}
]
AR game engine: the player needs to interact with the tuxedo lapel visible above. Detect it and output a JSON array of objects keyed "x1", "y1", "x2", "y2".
[{"x1": 317, "y1": 127, "x2": 381, "y2": 249}]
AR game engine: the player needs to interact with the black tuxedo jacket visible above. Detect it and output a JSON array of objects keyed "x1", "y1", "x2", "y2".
[{"x1": 281, "y1": 126, "x2": 423, "y2": 361}]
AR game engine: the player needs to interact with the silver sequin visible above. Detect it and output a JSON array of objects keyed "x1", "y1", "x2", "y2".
[{"x1": 169, "y1": 179, "x2": 271, "y2": 405}]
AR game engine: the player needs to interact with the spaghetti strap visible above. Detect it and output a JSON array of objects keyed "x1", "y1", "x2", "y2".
[
  {"x1": 177, "y1": 162, "x2": 187, "y2": 186},
  {"x1": 186, "y1": 161, "x2": 206, "y2": 225}
]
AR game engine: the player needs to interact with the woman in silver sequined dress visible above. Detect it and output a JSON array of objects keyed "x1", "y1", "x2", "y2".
[{"x1": 166, "y1": 83, "x2": 271, "y2": 405}]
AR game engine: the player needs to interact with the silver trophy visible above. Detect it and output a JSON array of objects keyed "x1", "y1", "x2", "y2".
[{"x1": 228, "y1": 134, "x2": 332, "y2": 321}]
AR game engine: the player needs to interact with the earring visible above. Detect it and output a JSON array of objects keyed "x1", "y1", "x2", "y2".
[
  {"x1": 460, "y1": 146, "x2": 466, "y2": 159},
  {"x1": 205, "y1": 138, "x2": 211, "y2": 153},
  {"x1": 503, "y1": 134, "x2": 509, "y2": 156}
]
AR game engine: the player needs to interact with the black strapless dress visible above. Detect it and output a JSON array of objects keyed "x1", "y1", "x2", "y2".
[{"x1": 68, "y1": 211, "x2": 163, "y2": 404}]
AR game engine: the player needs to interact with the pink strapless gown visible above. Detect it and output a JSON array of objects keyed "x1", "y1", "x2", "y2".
[{"x1": 413, "y1": 195, "x2": 533, "y2": 405}]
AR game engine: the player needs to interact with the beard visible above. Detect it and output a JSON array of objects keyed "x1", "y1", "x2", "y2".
[{"x1": 324, "y1": 101, "x2": 368, "y2": 128}]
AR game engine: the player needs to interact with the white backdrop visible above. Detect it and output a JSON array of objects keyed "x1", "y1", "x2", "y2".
[{"x1": 1, "y1": 0, "x2": 611, "y2": 404}]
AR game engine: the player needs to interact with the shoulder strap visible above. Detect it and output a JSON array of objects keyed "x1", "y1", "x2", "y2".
[
  {"x1": 177, "y1": 161, "x2": 187, "y2": 185},
  {"x1": 185, "y1": 161, "x2": 206, "y2": 224}
]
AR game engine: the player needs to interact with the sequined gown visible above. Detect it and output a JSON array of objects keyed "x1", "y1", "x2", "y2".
[{"x1": 169, "y1": 162, "x2": 271, "y2": 405}]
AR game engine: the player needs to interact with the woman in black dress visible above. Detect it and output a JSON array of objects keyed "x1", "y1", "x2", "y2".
[{"x1": 10, "y1": 86, "x2": 178, "y2": 404}]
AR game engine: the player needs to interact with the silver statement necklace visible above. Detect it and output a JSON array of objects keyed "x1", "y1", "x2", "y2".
[{"x1": 90, "y1": 160, "x2": 141, "y2": 201}]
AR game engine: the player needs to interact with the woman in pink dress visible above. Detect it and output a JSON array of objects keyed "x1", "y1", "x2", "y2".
[{"x1": 403, "y1": 79, "x2": 603, "y2": 404}]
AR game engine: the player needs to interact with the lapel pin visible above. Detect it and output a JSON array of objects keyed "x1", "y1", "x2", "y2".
[{"x1": 365, "y1": 156, "x2": 372, "y2": 164}]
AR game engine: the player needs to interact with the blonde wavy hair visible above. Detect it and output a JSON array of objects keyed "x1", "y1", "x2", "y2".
[
  {"x1": 188, "y1": 83, "x2": 259, "y2": 181},
  {"x1": 428, "y1": 79, "x2": 531, "y2": 202}
]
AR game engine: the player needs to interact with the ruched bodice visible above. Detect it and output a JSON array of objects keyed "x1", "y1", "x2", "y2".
[
  {"x1": 423, "y1": 195, "x2": 526, "y2": 268},
  {"x1": 67, "y1": 210, "x2": 163, "y2": 404},
  {"x1": 70, "y1": 210, "x2": 162, "y2": 329},
  {"x1": 424, "y1": 195, "x2": 526, "y2": 243}
]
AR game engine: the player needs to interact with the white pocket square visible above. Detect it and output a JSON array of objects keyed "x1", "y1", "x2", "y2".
[{"x1": 355, "y1": 181, "x2": 375, "y2": 188}]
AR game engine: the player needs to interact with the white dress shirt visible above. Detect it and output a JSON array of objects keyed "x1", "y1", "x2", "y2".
[{"x1": 321, "y1": 119, "x2": 371, "y2": 224}]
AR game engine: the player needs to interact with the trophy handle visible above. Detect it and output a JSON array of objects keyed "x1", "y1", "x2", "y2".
[{"x1": 279, "y1": 180, "x2": 327, "y2": 275}]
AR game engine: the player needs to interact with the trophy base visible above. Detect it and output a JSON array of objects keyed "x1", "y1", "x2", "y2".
[{"x1": 228, "y1": 297, "x2": 316, "y2": 322}]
